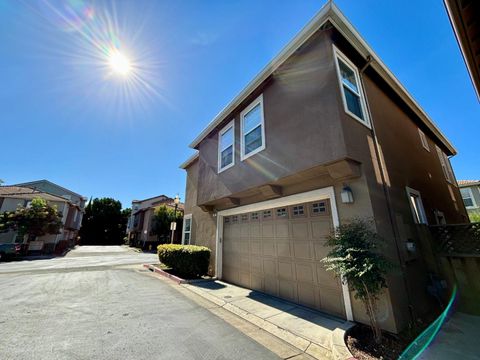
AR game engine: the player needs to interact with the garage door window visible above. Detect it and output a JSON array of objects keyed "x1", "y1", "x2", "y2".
[
  {"x1": 232, "y1": 215, "x2": 238, "y2": 223},
  {"x1": 251, "y1": 212, "x2": 259, "y2": 221},
  {"x1": 241, "y1": 214, "x2": 249, "y2": 222},
  {"x1": 276, "y1": 208, "x2": 288, "y2": 219},
  {"x1": 291, "y1": 205, "x2": 305, "y2": 217},
  {"x1": 224, "y1": 217, "x2": 230, "y2": 224},
  {"x1": 311, "y1": 201, "x2": 327, "y2": 215},
  {"x1": 263, "y1": 210, "x2": 272, "y2": 220}
]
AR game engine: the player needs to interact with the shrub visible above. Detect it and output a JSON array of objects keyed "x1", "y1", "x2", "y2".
[{"x1": 157, "y1": 244, "x2": 211, "y2": 278}]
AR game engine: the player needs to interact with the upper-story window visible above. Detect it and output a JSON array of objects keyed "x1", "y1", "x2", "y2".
[
  {"x1": 218, "y1": 121, "x2": 235, "y2": 173},
  {"x1": 418, "y1": 128, "x2": 430, "y2": 151},
  {"x1": 334, "y1": 47, "x2": 370, "y2": 128},
  {"x1": 460, "y1": 188, "x2": 477, "y2": 209},
  {"x1": 241, "y1": 95, "x2": 265, "y2": 160},
  {"x1": 406, "y1": 187, "x2": 428, "y2": 224},
  {"x1": 435, "y1": 145, "x2": 455, "y2": 184}
]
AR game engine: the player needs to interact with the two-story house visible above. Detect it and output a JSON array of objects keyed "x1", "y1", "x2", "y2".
[
  {"x1": 13, "y1": 180, "x2": 86, "y2": 251},
  {"x1": 458, "y1": 180, "x2": 480, "y2": 220},
  {"x1": 179, "y1": 3, "x2": 468, "y2": 334},
  {"x1": 127, "y1": 195, "x2": 184, "y2": 248}
]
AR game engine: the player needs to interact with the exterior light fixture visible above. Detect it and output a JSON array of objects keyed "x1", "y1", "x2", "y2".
[
  {"x1": 174, "y1": 194, "x2": 180, "y2": 205},
  {"x1": 171, "y1": 194, "x2": 180, "y2": 244},
  {"x1": 340, "y1": 185, "x2": 354, "y2": 204}
]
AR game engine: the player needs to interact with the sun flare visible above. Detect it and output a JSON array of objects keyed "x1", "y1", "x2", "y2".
[{"x1": 107, "y1": 49, "x2": 132, "y2": 76}]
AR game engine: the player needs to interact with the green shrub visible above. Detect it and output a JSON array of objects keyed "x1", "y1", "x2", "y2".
[{"x1": 157, "y1": 244, "x2": 211, "y2": 278}]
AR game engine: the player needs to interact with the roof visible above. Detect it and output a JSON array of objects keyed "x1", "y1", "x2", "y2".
[
  {"x1": 13, "y1": 179, "x2": 85, "y2": 199},
  {"x1": 179, "y1": 152, "x2": 199, "y2": 169},
  {"x1": 444, "y1": 0, "x2": 480, "y2": 100},
  {"x1": 186, "y1": 1, "x2": 457, "y2": 155},
  {"x1": 0, "y1": 186, "x2": 69, "y2": 202},
  {"x1": 132, "y1": 194, "x2": 171, "y2": 204},
  {"x1": 458, "y1": 180, "x2": 480, "y2": 187}
]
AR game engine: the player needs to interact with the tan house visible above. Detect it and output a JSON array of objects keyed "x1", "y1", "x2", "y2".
[
  {"x1": 0, "y1": 185, "x2": 83, "y2": 253},
  {"x1": 179, "y1": 3, "x2": 468, "y2": 334},
  {"x1": 458, "y1": 180, "x2": 480, "y2": 219},
  {"x1": 127, "y1": 195, "x2": 184, "y2": 248}
]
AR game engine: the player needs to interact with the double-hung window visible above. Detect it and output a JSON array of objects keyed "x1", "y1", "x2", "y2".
[
  {"x1": 182, "y1": 214, "x2": 192, "y2": 245},
  {"x1": 218, "y1": 121, "x2": 234, "y2": 172},
  {"x1": 418, "y1": 128, "x2": 430, "y2": 151},
  {"x1": 406, "y1": 187, "x2": 428, "y2": 224},
  {"x1": 460, "y1": 188, "x2": 477, "y2": 209},
  {"x1": 241, "y1": 95, "x2": 265, "y2": 160},
  {"x1": 334, "y1": 48, "x2": 370, "y2": 127}
]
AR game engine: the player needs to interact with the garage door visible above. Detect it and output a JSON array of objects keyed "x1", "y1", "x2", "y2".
[{"x1": 222, "y1": 199, "x2": 345, "y2": 317}]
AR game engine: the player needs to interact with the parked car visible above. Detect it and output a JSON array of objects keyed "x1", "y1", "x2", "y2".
[{"x1": 0, "y1": 243, "x2": 21, "y2": 261}]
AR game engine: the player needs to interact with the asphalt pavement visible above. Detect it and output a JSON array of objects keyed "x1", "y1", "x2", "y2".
[{"x1": 0, "y1": 246, "x2": 279, "y2": 360}]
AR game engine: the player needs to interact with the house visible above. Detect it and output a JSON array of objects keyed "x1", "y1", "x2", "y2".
[
  {"x1": 12, "y1": 180, "x2": 86, "y2": 252},
  {"x1": 179, "y1": 2, "x2": 468, "y2": 334},
  {"x1": 458, "y1": 180, "x2": 480, "y2": 219},
  {"x1": 127, "y1": 195, "x2": 184, "y2": 248},
  {"x1": 444, "y1": 0, "x2": 480, "y2": 100}
]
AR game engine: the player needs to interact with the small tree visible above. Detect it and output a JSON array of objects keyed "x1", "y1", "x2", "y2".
[
  {"x1": 0, "y1": 198, "x2": 63, "y2": 241},
  {"x1": 150, "y1": 205, "x2": 182, "y2": 243},
  {"x1": 322, "y1": 218, "x2": 391, "y2": 344}
]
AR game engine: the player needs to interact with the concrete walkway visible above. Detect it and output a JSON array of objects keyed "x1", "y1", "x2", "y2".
[
  {"x1": 182, "y1": 280, "x2": 354, "y2": 359},
  {"x1": 419, "y1": 312, "x2": 480, "y2": 360}
]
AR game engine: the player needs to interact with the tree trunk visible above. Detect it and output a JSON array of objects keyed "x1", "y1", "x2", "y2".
[{"x1": 363, "y1": 282, "x2": 382, "y2": 344}]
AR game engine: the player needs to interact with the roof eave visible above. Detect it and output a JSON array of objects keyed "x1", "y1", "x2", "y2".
[{"x1": 179, "y1": 152, "x2": 200, "y2": 169}]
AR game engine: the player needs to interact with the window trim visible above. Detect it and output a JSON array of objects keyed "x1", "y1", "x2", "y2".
[
  {"x1": 418, "y1": 128, "x2": 430, "y2": 152},
  {"x1": 460, "y1": 187, "x2": 477, "y2": 209},
  {"x1": 406, "y1": 187, "x2": 428, "y2": 224},
  {"x1": 435, "y1": 145, "x2": 454, "y2": 184},
  {"x1": 218, "y1": 120, "x2": 235, "y2": 173},
  {"x1": 333, "y1": 46, "x2": 371, "y2": 128},
  {"x1": 182, "y1": 214, "x2": 192, "y2": 245},
  {"x1": 240, "y1": 94, "x2": 266, "y2": 161}
]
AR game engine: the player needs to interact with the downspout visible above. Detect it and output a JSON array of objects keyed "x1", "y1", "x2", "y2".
[{"x1": 358, "y1": 56, "x2": 416, "y2": 324}]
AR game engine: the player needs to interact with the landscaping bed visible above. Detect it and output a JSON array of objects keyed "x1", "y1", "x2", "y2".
[{"x1": 152, "y1": 263, "x2": 212, "y2": 281}]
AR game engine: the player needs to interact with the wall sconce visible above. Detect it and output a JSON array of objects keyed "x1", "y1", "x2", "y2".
[{"x1": 340, "y1": 185, "x2": 354, "y2": 204}]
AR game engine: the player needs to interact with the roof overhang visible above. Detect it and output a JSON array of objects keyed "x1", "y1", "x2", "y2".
[
  {"x1": 179, "y1": 152, "x2": 199, "y2": 169},
  {"x1": 187, "y1": 2, "x2": 457, "y2": 155}
]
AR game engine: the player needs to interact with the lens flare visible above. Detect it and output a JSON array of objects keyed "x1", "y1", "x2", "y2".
[{"x1": 107, "y1": 49, "x2": 131, "y2": 76}]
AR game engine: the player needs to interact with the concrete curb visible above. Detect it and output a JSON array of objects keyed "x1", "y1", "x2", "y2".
[
  {"x1": 143, "y1": 264, "x2": 216, "y2": 285},
  {"x1": 180, "y1": 281, "x2": 356, "y2": 360}
]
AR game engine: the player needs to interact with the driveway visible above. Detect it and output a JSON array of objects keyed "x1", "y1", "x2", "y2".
[{"x1": 0, "y1": 246, "x2": 279, "y2": 360}]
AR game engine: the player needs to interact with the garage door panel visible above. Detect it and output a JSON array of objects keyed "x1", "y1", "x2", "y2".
[
  {"x1": 313, "y1": 241, "x2": 330, "y2": 260},
  {"x1": 278, "y1": 261, "x2": 294, "y2": 280},
  {"x1": 250, "y1": 223, "x2": 261, "y2": 237},
  {"x1": 251, "y1": 241, "x2": 261, "y2": 255},
  {"x1": 262, "y1": 223, "x2": 274, "y2": 237},
  {"x1": 263, "y1": 259, "x2": 277, "y2": 275},
  {"x1": 316, "y1": 265, "x2": 341, "y2": 287},
  {"x1": 319, "y1": 287, "x2": 345, "y2": 317},
  {"x1": 251, "y1": 274, "x2": 263, "y2": 291},
  {"x1": 262, "y1": 241, "x2": 276, "y2": 257},
  {"x1": 297, "y1": 282, "x2": 316, "y2": 308},
  {"x1": 292, "y1": 222, "x2": 309, "y2": 239},
  {"x1": 279, "y1": 280, "x2": 296, "y2": 301},
  {"x1": 275, "y1": 221, "x2": 289, "y2": 238},
  {"x1": 240, "y1": 224, "x2": 250, "y2": 238},
  {"x1": 264, "y1": 276, "x2": 278, "y2": 296},
  {"x1": 276, "y1": 241, "x2": 292, "y2": 257},
  {"x1": 293, "y1": 241, "x2": 313, "y2": 260},
  {"x1": 239, "y1": 272, "x2": 251, "y2": 288},
  {"x1": 311, "y1": 219, "x2": 333, "y2": 239},
  {"x1": 295, "y1": 262, "x2": 314, "y2": 283}
]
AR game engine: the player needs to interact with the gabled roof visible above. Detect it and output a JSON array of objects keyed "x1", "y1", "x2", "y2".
[
  {"x1": 186, "y1": 1, "x2": 456, "y2": 155},
  {"x1": 179, "y1": 152, "x2": 199, "y2": 169},
  {"x1": 458, "y1": 180, "x2": 480, "y2": 187},
  {"x1": 13, "y1": 179, "x2": 84, "y2": 199},
  {"x1": 0, "y1": 186, "x2": 69, "y2": 202},
  {"x1": 132, "y1": 194, "x2": 171, "y2": 204}
]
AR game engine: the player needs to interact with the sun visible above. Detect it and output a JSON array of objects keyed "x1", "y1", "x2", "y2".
[{"x1": 107, "y1": 49, "x2": 131, "y2": 76}]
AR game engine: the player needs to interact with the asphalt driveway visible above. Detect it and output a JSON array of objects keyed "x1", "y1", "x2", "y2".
[{"x1": 0, "y1": 246, "x2": 279, "y2": 360}]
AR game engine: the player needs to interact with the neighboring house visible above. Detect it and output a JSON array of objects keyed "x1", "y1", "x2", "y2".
[
  {"x1": 444, "y1": 0, "x2": 480, "y2": 100},
  {"x1": 127, "y1": 195, "x2": 184, "y2": 248},
  {"x1": 179, "y1": 3, "x2": 468, "y2": 335},
  {"x1": 12, "y1": 180, "x2": 87, "y2": 251},
  {"x1": 458, "y1": 180, "x2": 480, "y2": 218}
]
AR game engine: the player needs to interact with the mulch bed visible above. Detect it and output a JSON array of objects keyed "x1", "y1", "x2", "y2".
[
  {"x1": 346, "y1": 324, "x2": 408, "y2": 360},
  {"x1": 154, "y1": 264, "x2": 212, "y2": 281}
]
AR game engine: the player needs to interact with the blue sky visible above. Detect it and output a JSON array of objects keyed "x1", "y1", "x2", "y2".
[{"x1": 1, "y1": 0, "x2": 478, "y2": 208}]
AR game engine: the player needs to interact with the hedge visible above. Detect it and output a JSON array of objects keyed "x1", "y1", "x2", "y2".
[{"x1": 157, "y1": 244, "x2": 211, "y2": 278}]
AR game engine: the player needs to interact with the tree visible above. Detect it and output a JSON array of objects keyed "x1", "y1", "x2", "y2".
[
  {"x1": 0, "y1": 198, "x2": 63, "y2": 240},
  {"x1": 79, "y1": 198, "x2": 128, "y2": 245},
  {"x1": 150, "y1": 205, "x2": 183, "y2": 244},
  {"x1": 321, "y1": 218, "x2": 391, "y2": 344}
]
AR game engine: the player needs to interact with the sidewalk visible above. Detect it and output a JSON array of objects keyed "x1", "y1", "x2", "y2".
[{"x1": 182, "y1": 280, "x2": 354, "y2": 360}]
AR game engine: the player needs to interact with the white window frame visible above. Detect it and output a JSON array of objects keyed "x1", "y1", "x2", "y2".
[
  {"x1": 333, "y1": 46, "x2": 371, "y2": 128},
  {"x1": 460, "y1": 187, "x2": 477, "y2": 209},
  {"x1": 240, "y1": 94, "x2": 266, "y2": 161},
  {"x1": 182, "y1": 214, "x2": 192, "y2": 245},
  {"x1": 218, "y1": 120, "x2": 235, "y2": 173},
  {"x1": 406, "y1": 187, "x2": 428, "y2": 224},
  {"x1": 418, "y1": 128, "x2": 430, "y2": 152}
]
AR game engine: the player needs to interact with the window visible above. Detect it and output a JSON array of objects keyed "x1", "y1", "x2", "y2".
[
  {"x1": 292, "y1": 205, "x2": 305, "y2": 217},
  {"x1": 224, "y1": 217, "x2": 230, "y2": 224},
  {"x1": 241, "y1": 214, "x2": 249, "y2": 222},
  {"x1": 276, "y1": 208, "x2": 288, "y2": 218},
  {"x1": 435, "y1": 145, "x2": 454, "y2": 183},
  {"x1": 251, "y1": 212, "x2": 259, "y2": 220},
  {"x1": 334, "y1": 48, "x2": 370, "y2": 127},
  {"x1": 262, "y1": 210, "x2": 272, "y2": 219},
  {"x1": 418, "y1": 128, "x2": 430, "y2": 151},
  {"x1": 218, "y1": 121, "x2": 234, "y2": 172},
  {"x1": 182, "y1": 214, "x2": 192, "y2": 245},
  {"x1": 241, "y1": 95, "x2": 265, "y2": 160},
  {"x1": 311, "y1": 201, "x2": 327, "y2": 215},
  {"x1": 232, "y1": 215, "x2": 238, "y2": 223},
  {"x1": 406, "y1": 187, "x2": 428, "y2": 224},
  {"x1": 460, "y1": 188, "x2": 477, "y2": 209}
]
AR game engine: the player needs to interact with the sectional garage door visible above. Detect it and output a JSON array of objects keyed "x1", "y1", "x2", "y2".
[{"x1": 222, "y1": 199, "x2": 346, "y2": 318}]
